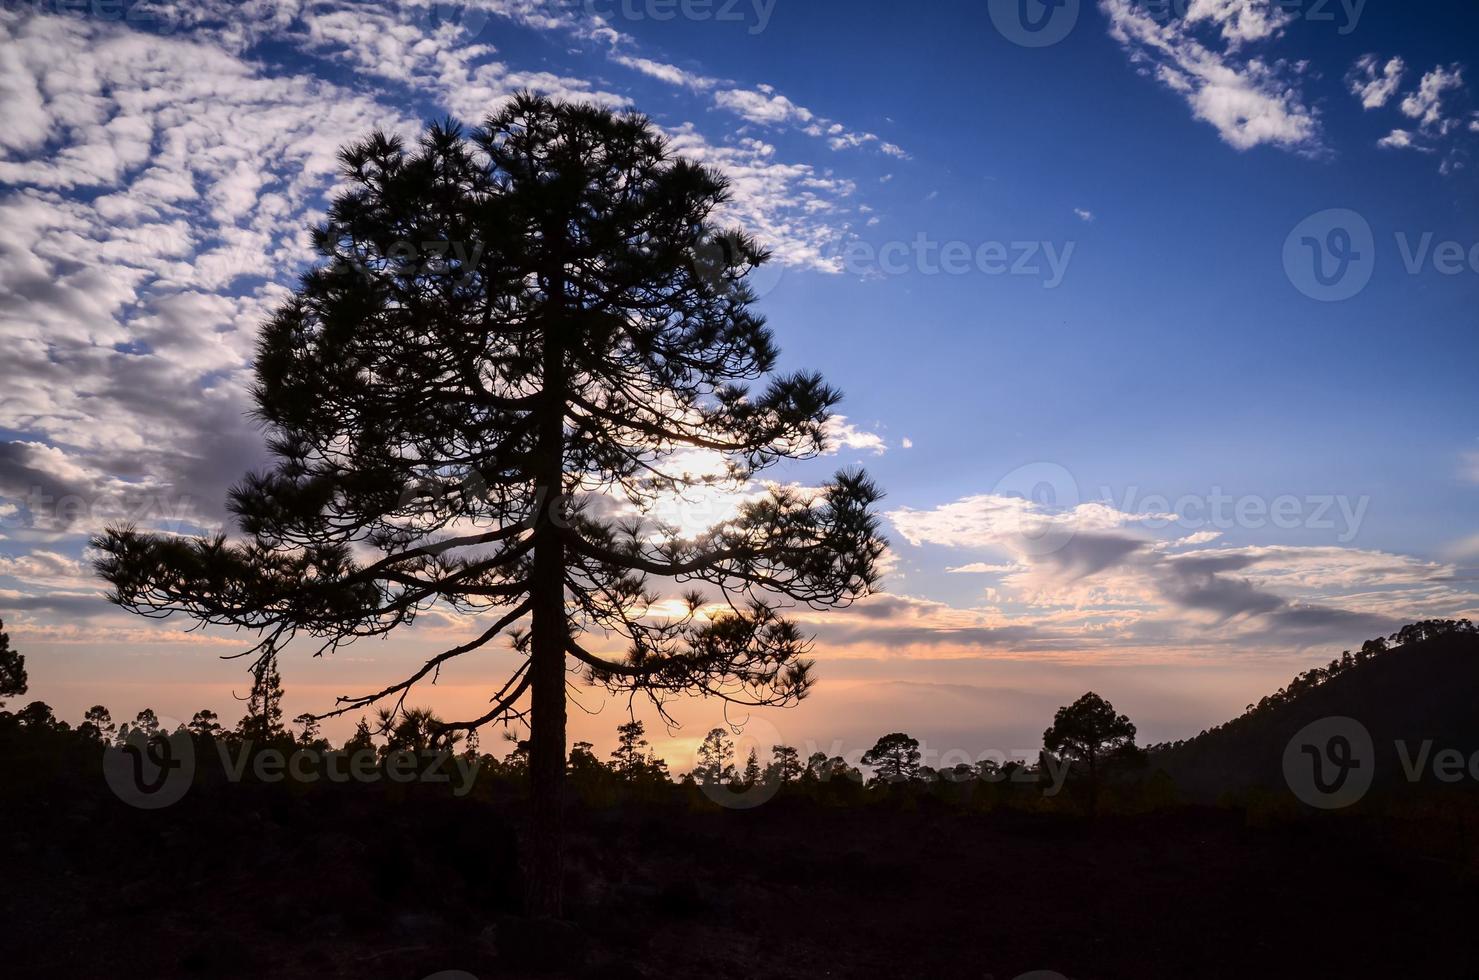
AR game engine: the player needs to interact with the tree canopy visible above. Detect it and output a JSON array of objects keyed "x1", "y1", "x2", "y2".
[
  {"x1": 861, "y1": 732, "x2": 922, "y2": 783},
  {"x1": 1043, "y1": 692, "x2": 1137, "y2": 813}
]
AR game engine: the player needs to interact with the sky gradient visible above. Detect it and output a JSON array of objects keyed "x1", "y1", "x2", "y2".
[{"x1": 2, "y1": 0, "x2": 1477, "y2": 769}]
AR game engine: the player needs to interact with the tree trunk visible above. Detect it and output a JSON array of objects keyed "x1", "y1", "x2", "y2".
[
  {"x1": 525, "y1": 253, "x2": 570, "y2": 917},
  {"x1": 526, "y1": 519, "x2": 567, "y2": 917},
  {"x1": 1087, "y1": 750, "x2": 1098, "y2": 817}
]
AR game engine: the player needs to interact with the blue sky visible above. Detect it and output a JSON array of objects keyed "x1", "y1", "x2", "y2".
[{"x1": 1, "y1": 0, "x2": 1477, "y2": 764}]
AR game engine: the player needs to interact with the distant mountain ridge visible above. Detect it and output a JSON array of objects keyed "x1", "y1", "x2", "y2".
[{"x1": 1149, "y1": 621, "x2": 1479, "y2": 801}]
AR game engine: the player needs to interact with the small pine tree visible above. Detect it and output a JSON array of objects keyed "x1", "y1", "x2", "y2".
[
  {"x1": 695, "y1": 728, "x2": 736, "y2": 785},
  {"x1": 80, "y1": 705, "x2": 116, "y2": 742},
  {"x1": 770, "y1": 744, "x2": 803, "y2": 782},
  {"x1": 292, "y1": 712, "x2": 321, "y2": 745},
  {"x1": 741, "y1": 748, "x2": 762, "y2": 787},
  {"x1": 1043, "y1": 692, "x2": 1137, "y2": 815},
  {"x1": 343, "y1": 716, "x2": 375, "y2": 755},
  {"x1": 861, "y1": 733, "x2": 922, "y2": 784},
  {"x1": 240, "y1": 648, "x2": 285, "y2": 741},
  {"x1": 188, "y1": 709, "x2": 222, "y2": 738},
  {"x1": 611, "y1": 720, "x2": 651, "y2": 779},
  {"x1": 132, "y1": 708, "x2": 161, "y2": 739}
]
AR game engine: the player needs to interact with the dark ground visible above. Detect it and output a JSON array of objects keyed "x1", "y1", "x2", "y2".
[{"x1": 6, "y1": 770, "x2": 1479, "y2": 980}]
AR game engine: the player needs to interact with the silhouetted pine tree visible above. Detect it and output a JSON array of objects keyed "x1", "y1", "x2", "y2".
[
  {"x1": 240, "y1": 649, "x2": 284, "y2": 741},
  {"x1": 93, "y1": 94, "x2": 885, "y2": 915},
  {"x1": 1043, "y1": 692, "x2": 1137, "y2": 815}
]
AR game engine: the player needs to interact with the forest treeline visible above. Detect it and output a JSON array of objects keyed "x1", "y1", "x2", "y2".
[{"x1": 1, "y1": 619, "x2": 1476, "y2": 814}]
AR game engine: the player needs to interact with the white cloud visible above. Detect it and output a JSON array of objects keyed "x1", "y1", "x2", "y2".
[
  {"x1": 1377, "y1": 129, "x2": 1424, "y2": 151},
  {"x1": 716, "y1": 85, "x2": 814, "y2": 126},
  {"x1": 610, "y1": 53, "x2": 713, "y2": 90},
  {"x1": 1098, "y1": 0, "x2": 1320, "y2": 152},
  {"x1": 1074, "y1": 208, "x2": 1095, "y2": 222},
  {"x1": 1347, "y1": 54, "x2": 1406, "y2": 110},
  {"x1": 714, "y1": 84, "x2": 907, "y2": 159},
  {"x1": 825, "y1": 417, "x2": 887, "y2": 456},
  {"x1": 888, "y1": 494, "x2": 1166, "y2": 553},
  {"x1": 1461, "y1": 451, "x2": 1479, "y2": 485},
  {"x1": 1182, "y1": 0, "x2": 1294, "y2": 46},
  {"x1": 1401, "y1": 64, "x2": 1466, "y2": 132}
]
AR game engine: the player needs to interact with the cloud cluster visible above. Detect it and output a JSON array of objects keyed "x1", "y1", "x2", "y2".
[
  {"x1": 1098, "y1": 0, "x2": 1320, "y2": 152},
  {"x1": 1349, "y1": 54, "x2": 1474, "y2": 170},
  {"x1": 883, "y1": 489, "x2": 1478, "y2": 654},
  {"x1": 0, "y1": 4, "x2": 898, "y2": 635}
]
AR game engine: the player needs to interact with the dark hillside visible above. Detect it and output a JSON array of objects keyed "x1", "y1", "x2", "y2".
[{"x1": 1153, "y1": 626, "x2": 1479, "y2": 801}]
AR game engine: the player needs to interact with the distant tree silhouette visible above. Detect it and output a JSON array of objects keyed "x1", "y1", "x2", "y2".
[
  {"x1": 568, "y1": 740, "x2": 603, "y2": 778},
  {"x1": 16, "y1": 701, "x2": 56, "y2": 729},
  {"x1": 292, "y1": 712, "x2": 323, "y2": 746},
  {"x1": 126, "y1": 708, "x2": 161, "y2": 740},
  {"x1": 862, "y1": 732, "x2": 922, "y2": 784},
  {"x1": 240, "y1": 648, "x2": 285, "y2": 741},
  {"x1": 611, "y1": 720, "x2": 649, "y2": 777},
  {"x1": 344, "y1": 716, "x2": 376, "y2": 755},
  {"x1": 740, "y1": 748, "x2": 762, "y2": 787},
  {"x1": 609, "y1": 720, "x2": 667, "y2": 782},
  {"x1": 1043, "y1": 692, "x2": 1137, "y2": 814},
  {"x1": 79, "y1": 705, "x2": 115, "y2": 743},
  {"x1": 93, "y1": 94, "x2": 886, "y2": 915},
  {"x1": 804, "y1": 751, "x2": 860, "y2": 784},
  {"x1": 0, "y1": 619, "x2": 25, "y2": 708},
  {"x1": 188, "y1": 709, "x2": 223, "y2": 738},
  {"x1": 696, "y1": 727, "x2": 737, "y2": 784},
  {"x1": 769, "y1": 744, "x2": 803, "y2": 782},
  {"x1": 376, "y1": 706, "x2": 459, "y2": 755}
]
